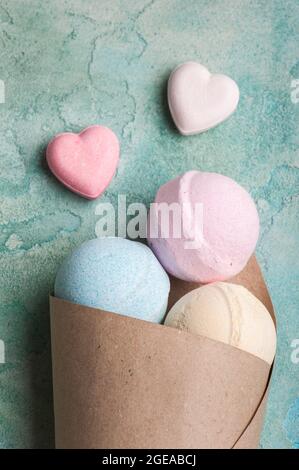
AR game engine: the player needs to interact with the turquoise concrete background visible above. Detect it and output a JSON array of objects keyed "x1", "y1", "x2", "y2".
[{"x1": 0, "y1": 0, "x2": 298, "y2": 448}]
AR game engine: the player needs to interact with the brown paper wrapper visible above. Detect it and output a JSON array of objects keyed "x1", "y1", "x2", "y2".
[{"x1": 50, "y1": 256, "x2": 275, "y2": 449}]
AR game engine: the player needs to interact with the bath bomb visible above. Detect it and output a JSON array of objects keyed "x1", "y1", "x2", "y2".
[
  {"x1": 147, "y1": 171, "x2": 259, "y2": 283},
  {"x1": 46, "y1": 125, "x2": 119, "y2": 199},
  {"x1": 168, "y1": 61, "x2": 239, "y2": 135},
  {"x1": 55, "y1": 237, "x2": 170, "y2": 323},
  {"x1": 165, "y1": 282, "x2": 276, "y2": 365}
]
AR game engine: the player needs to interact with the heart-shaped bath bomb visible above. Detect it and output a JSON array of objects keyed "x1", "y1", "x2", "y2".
[
  {"x1": 46, "y1": 125, "x2": 119, "y2": 199},
  {"x1": 168, "y1": 62, "x2": 239, "y2": 135}
]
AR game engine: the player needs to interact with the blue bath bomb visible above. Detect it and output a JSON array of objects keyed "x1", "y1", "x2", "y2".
[{"x1": 55, "y1": 237, "x2": 170, "y2": 323}]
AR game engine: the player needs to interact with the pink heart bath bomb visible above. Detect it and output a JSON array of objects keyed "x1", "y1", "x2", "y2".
[{"x1": 46, "y1": 125, "x2": 119, "y2": 199}]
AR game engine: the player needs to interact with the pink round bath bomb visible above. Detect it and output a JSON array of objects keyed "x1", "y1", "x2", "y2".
[{"x1": 147, "y1": 171, "x2": 259, "y2": 283}]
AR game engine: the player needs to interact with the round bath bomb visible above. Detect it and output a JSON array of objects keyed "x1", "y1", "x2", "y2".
[
  {"x1": 55, "y1": 237, "x2": 170, "y2": 323},
  {"x1": 147, "y1": 171, "x2": 259, "y2": 283},
  {"x1": 164, "y1": 282, "x2": 276, "y2": 365}
]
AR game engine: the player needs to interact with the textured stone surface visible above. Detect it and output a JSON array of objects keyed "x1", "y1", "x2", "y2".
[{"x1": 0, "y1": 0, "x2": 298, "y2": 448}]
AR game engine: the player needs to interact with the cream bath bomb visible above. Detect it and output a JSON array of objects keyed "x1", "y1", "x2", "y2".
[
  {"x1": 164, "y1": 282, "x2": 276, "y2": 365},
  {"x1": 147, "y1": 171, "x2": 259, "y2": 283}
]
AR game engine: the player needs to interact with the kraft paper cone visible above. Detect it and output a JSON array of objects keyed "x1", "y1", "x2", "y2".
[{"x1": 50, "y1": 255, "x2": 275, "y2": 449}]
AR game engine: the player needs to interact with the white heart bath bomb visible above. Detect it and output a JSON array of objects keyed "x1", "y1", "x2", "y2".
[{"x1": 168, "y1": 62, "x2": 239, "y2": 135}]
